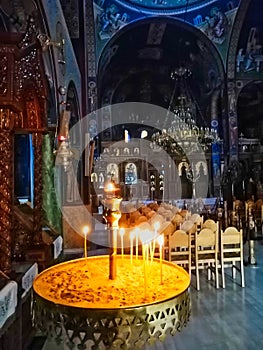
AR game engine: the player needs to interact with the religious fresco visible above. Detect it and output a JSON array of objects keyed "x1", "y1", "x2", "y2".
[
  {"x1": 236, "y1": 1, "x2": 263, "y2": 78},
  {"x1": 94, "y1": 0, "x2": 132, "y2": 59},
  {"x1": 189, "y1": 0, "x2": 240, "y2": 65},
  {"x1": 113, "y1": 0, "x2": 227, "y2": 15},
  {"x1": 94, "y1": 0, "x2": 240, "y2": 69},
  {"x1": 194, "y1": 4, "x2": 232, "y2": 45}
]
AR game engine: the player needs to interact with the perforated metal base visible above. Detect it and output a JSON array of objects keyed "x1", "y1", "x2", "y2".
[{"x1": 32, "y1": 257, "x2": 190, "y2": 350}]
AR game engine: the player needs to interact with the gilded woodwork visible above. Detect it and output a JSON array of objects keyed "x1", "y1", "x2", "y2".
[
  {"x1": 0, "y1": 108, "x2": 14, "y2": 275},
  {"x1": 0, "y1": 19, "x2": 48, "y2": 274},
  {"x1": 32, "y1": 132, "x2": 43, "y2": 243}
]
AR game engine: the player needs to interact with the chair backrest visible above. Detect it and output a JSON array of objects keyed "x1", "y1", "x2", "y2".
[
  {"x1": 195, "y1": 228, "x2": 217, "y2": 248},
  {"x1": 170, "y1": 229, "x2": 190, "y2": 249},
  {"x1": 181, "y1": 220, "x2": 196, "y2": 234},
  {"x1": 190, "y1": 213, "x2": 203, "y2": 225},
  {"x1": 171, "y1": 213, "x2": 184, "y2": 227},
  {"x1": 221, "y1": 226, "x2": 242, "y2": 245},
  {"x1": 202, "y1": 219, "x2": 218, "y2": 233},
  {"x1": 169, "y1": 229, "x2": 191, "y2": 276}
]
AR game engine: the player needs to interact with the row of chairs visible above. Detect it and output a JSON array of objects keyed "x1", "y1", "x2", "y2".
[{"x1": 167, "y1": 222, "x2": 245, "y2": 290}]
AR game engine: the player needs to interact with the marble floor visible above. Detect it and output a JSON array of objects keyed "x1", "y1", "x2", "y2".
[{"x1": 29, "y1": 235, "x2": 263, "y2": 350}]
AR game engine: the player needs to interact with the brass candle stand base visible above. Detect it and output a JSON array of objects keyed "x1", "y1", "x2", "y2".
[{"x1": 33, "y1": 256, "x2": 191, "y2": 350}]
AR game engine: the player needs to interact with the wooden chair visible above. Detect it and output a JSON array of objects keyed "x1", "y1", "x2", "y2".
[
  {"x1": 195, "y1": 228, "x2": 219, "y2": 291},
  {"x1": 202, "y1": 219, "x2": 218, "y2": 234},
  {"x1": 181, "y1": 220, "x2": 196, "y2": 235},
  {"x1": 169, "y1": 229, "x2": 192, "y2": 278},
  {"x1": 190, "y1": 213, "x2": 203, "y2": 232},
  {"x1": 220, "y1": 227, "x2": 245, "y2": 288}
]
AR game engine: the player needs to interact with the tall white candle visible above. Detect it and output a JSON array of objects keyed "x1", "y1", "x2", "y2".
[
  {"x1": 119, "y1": 228, "x2": 125, "y2": 261},
  {"x1": 130, "y1": 231, "x2": 134, "y2": 265},
  {"x1": 157, "y1": 234, "x2": 164, "y2": 284},
  {"x1": 135, "y1": 228, "x2": 139, "y2": 260},
  {"x1": 83, "y1": 226, "x2": 89, "y2": 258},
  {"x1": 142, "y1": 243, "x2": 147, "y2": 299},
  {"x1": 151, "y1": 222, "x2": 160, "y2": 263}
]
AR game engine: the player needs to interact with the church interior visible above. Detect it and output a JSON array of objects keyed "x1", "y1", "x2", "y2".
[{"x1": 1, "y1": 1, "x2": 263, "y2": 349}]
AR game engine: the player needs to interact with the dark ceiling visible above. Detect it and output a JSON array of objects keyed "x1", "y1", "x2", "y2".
[{"x1": 99, "y1": 18, "x2": 223, "y2": 129}]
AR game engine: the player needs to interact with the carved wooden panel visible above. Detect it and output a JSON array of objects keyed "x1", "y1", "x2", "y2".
[
  {"x1": 32, "y1": 132, "x2": 43, "y2": 242},
  {"x1": 0, "y1": 108, "x2": 14, "y2": 274},
  {"x1": 0, "y1": 19, "x2": 48, "y2": 273},
  {"x1": 0, "y1": 50, "x2": 15, "y2": 102}
]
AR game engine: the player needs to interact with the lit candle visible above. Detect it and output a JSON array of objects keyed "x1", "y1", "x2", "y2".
[
  {"x1": 83, "y1": 226, "x2": 89, "y2": 258},
  {"x1": 135, "y1": 228, "x2": 139, "y2": 260},
  {"x1": 150, "y1": 235, "x2": 155, "y2": 264},
  {"x1": 151, "y1": 222, "x2": 160, "y2": 263},
  {"x1": 130, "y1": 231, "x2": 134, "y2": 265},
  {"x1": 146, "y1": 241, "x2": 149, "y2": 267},
  {"x1": 142, "y1": 243, "x2": 147, "y2": 298},
  {"x1": 119, "y1": 228, "x2": 125, "y2": 261},
  {"x1": 157, "y1": 234, "x2": 164, "y2": 284},
  {"x1": 140, "y1": 231, "x2": 149, "y2": 299},
  {"x1": 105, "y1": 181, "x2": 116, "y2": 197}
]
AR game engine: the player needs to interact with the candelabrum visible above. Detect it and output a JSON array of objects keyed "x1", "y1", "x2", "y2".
[
  {"x1": 151, "y1": 125, "x2": 220, "y2": 157},
  {"x1": 54, "y1": 139, "x2": 73, "y2": 171},
  {"x1": 151, "y1": 66, "x2": 221, "y2": 157}
]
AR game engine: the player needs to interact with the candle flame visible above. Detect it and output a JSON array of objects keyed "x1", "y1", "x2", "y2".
[
  {"x1": 105, "y1": 182, "x2": 115, "y2": 192},
  {"x1": 140, "y1": 230, "x2": 152, "y2": 244},
  {"x1": 157, "y1": 234, "x2": 164, "y2": 247},
  {"x1": 120, "y1": 228, "x2": 125, "y2": 236},
  {"x1": 154, "y1": 221, "x2": 160, "y2": 232},
  {"x1": 83, "y1": 226, "x2": 89, "y2": 235}
]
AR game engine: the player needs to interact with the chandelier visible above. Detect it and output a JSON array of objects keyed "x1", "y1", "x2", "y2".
[{"x1": 151, "y1": 66, "x2": 220, "y2": 157}]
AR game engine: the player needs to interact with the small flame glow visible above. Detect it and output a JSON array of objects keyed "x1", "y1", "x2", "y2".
[
  {"x1": 119, "y1": 228, "x2": 125, "y2": 236},
  {"x1": 140, "y1": 230, "x2": 153, "y2": 244},
  {"x1": 157, "y1": 234, "x2": 164, "y2": 247},
  {"x1": 105, "y1": 181, "x2": 115, "y2": 193},
  {"x1": 153, "y1": 221, "x2": 160, "y2": 232},
  {"x1": 83, "y1": 226, "x2": 89, "y2": 235}
]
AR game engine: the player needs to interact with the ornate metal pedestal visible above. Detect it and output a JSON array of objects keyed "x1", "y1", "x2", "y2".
[{"x1": 33, "y1": 257, "x2": 190, "y2": 350}]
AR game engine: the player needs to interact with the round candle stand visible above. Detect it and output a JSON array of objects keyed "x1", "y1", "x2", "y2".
[{"x1": 32, "y1": 256, "x2": 190, "y2": 350}]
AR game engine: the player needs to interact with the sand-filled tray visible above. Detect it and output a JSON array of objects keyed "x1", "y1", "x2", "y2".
[{"x1": 33, "y1": 256, "x2": 190, "y2": 309}]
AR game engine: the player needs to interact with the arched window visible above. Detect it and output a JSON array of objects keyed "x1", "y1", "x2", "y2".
[
  {"x1": 141, "y1": 130, "x2": 148, "y2": 139},
  {"x1": 124, "y1": 129, "x2": 130, "y2": 143}
]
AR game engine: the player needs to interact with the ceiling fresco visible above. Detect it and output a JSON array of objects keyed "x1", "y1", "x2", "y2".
[
  {"x1": 94, "y1": 0, "x2": 240, "y2": 66},
  {"x1": 98, "y1": 18, "x2": 224, "y2": 141},
  {"x1": 94, "y1": 0, "x2": 263, "y2": 142},
  {"x1": 114, "y1": 0, "x2": 221, "y2": 15},
  {"x1": 236, "y1": 0, "x2": 263, "y2": 140},
  {"x1": 236, "y1": 0, "x2": 263, "y2": 78}
]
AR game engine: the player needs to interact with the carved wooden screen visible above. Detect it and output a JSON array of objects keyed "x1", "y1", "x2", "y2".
[{"x1": 0, "y1": 25, "x2": 48, "y2": 274}]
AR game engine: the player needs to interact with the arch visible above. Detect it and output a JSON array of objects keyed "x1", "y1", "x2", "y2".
[
  {"x1": 227, "y1": 0, "x2": 253, "y2": 80},
  {"x1": 97, "y1": 16, "x2": 226, "y2": 145},
  {"x1": 98, "y1": 16, "x2": 225, "y2": 84}
]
